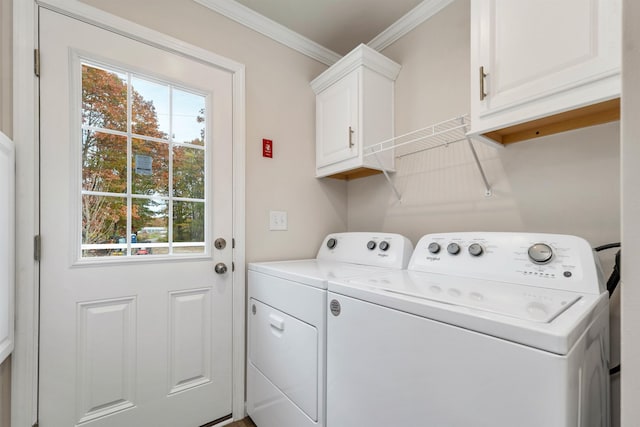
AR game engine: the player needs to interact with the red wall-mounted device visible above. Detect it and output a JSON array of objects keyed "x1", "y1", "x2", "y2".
[{"x1": 262, "y1": 139, "x2": 273, "y2": 158}]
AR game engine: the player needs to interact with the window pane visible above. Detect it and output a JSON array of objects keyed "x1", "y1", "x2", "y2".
[
  {"x1": 173, "y1": 245, "x2": 205, "y2": 255},
  {"x1": 132, "y1": 198, "x2": 168, "y2": 256},
  {"x1": 173, "y1": 201, "x2": 205, "y2": 244},
  {"x1": 131, "y1": 76, "x2": 170, "y2": 139},
  {"x1": 173, "y1": 146, "x2": 205, "y2": 199},
  {"x1": 82, "y1": 130, "x2": 127, "y2": 194},
  {"x1": 172, "y1": 89, "x2": 205, "y2": 146},
  {"x1": 82, "y1": 195, "x2": 127, "y2": 257},
  {"x1": 132, "y1": 139, "x2": 169, "y2": 196},
  {"x1": 82, "y1": 64, "x2": 128, "y2": 132},
  {"x1": 79, "y1": 62, "x2": 210, "y2": 260}
]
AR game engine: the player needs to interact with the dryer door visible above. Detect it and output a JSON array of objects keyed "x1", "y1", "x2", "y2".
[{"x1": 249, "y1": 298, "x2": 318, "y2": 420}]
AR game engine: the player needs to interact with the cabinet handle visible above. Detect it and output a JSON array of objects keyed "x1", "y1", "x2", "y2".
[
  {"x1": 479, "y1": 66, "x2": 487, "y2": 101},
  {"x1": 348, "y1": 126, "x2": 355, "y2": 148}
]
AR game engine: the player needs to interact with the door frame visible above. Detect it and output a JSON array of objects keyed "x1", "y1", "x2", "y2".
[{"x1": 13, "y1": 1, "x2": 247, "y2": 426}]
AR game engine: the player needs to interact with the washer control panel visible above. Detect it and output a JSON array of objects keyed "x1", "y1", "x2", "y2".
[
  {"x1": 318, "y1": 232, "x2": 414, "y2": 269},
  {"x1": 408, "y1": 232, "x2": 603, "y2": 294}
]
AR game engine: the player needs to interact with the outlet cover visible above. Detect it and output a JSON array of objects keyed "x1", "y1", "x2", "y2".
[{"x1": 269, "y1": 210, "x2": 287, "y2": 231}]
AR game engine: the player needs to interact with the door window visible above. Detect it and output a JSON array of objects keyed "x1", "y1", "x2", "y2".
[{"x1": 80, "y1": 62, "x2": 208, "y2": 258}]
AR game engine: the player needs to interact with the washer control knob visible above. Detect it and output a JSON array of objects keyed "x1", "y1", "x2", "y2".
[
  {"x1": 528, "y1": 243, "x2": 553, "y2": 264},
  {"x1": 447, "y1": 243, "x2": 461, "y2": 255},
  {"x1": 468, "y1": 243, "x2": 484, "y2": 257},
  {"x1": 367, "y1": 240, "x2": 377, "y2": 250},
  {"x1": 327, "y1": 238, "x2": 337, "y2": 249},
  {"x1": 379, "y1": 241, "x2": 390, "y2": 251},
  {"x1": 428, "y1": 242, "x2": 441, "y2": 254}
]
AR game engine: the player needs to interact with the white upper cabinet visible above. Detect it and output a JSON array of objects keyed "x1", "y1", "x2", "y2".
[
  {"x1": 469, "y1": 0, "x2": 621, "y2": 145},
  {"x1": 311, "y1": 44, "x2": 400, "y2": 179}
]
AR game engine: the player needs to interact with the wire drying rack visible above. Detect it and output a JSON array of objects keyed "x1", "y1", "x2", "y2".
[{"x1": 363, "y1": 114, "x2": 491, "y2": 201}]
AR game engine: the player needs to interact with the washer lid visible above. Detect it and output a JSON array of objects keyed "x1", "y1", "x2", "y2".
[
  {"x1": 248, "y1": 259, "x2": 387, "y2": 290},
  {"x1": 381, "y1": 273, "x2": 581, "y2": 323},
  {"x1": 328, "y1": 270, "x2": 607, "y2": 355}
]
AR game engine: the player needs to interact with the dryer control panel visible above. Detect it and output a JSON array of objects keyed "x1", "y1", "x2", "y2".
[
  {"x1": 317, "y1": 232, "x2": 414, "y2": 269},
  {"x1": 408, "y1": 232, "x2": 604, "y2": 294}
]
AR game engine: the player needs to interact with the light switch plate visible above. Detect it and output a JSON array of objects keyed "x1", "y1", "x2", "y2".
[{"x1": 269, "y1": 210, "x2": 288, "y2": 231}]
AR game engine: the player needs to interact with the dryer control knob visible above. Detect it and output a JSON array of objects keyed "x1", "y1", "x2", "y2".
[
  {"x1": 428, "y1": 242, "x2": 441, "y2": 254},
  {"x1": 379, "y1": 241, "x2": 390, "y2": 251},
  {"x1": 367, "y1": 240, "x2": 377, "y2": 250},
  {"x1": 327, "y1": 238, "x2": 337, "y2": 249},
  {"x1": 468, "y1": 243, "x2": 483, "y2": 257},
  {"x1": 447, "y1": 243, "x2": 461, "y2": 255},
  {"x1": 528, "y1": 243, "x2": 553, "y2": 264}
]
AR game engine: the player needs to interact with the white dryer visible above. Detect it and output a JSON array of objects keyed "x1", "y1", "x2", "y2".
[
  {"x1": 247, "y1": 232, "x2": 413, "y2": 427},
  {"x1": 327, "y1": 232, "x2": 610, "y2": 427}
]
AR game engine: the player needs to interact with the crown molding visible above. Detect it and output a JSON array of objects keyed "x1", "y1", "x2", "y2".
[
  {"x1": 367, "y1": 0, "x2": 456, "y2": 51},
  {"x1": 193, "y1": 0, "x2": 455, "y2": 66},
  {"x1": 193, "y1": 0, "x2": 342, "y2": 66}
]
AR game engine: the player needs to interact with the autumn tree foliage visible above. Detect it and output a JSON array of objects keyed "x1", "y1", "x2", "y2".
[{"x1": 82, "y1": 65, "x2": 205, "y2": 252}]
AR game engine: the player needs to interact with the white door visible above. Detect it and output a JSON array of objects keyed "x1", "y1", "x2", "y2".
[{"x1": 39, "y1": 9, "x2": 234, "y2": 427}]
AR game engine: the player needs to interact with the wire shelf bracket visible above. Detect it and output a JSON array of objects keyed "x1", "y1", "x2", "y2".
[{"x1": 365, "y1": 114, "x2": 492, "y2": 201}]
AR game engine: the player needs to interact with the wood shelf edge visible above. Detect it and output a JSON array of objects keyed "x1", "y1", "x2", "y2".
[
  {"x1": 482, "y1": 98, "x2": 620, "y2": 145},
  {"x1": 322, "y1": 167, "x2": 385, "y2": 180}
]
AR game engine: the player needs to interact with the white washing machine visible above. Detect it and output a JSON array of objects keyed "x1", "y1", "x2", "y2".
[
  {"x1": 246, "y1": 232, "x2": 413, "y2": 427},
  {"x1": 327, "y1": 232, "x2": 610, "y2": 427}
]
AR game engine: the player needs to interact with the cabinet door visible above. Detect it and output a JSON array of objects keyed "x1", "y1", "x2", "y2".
[
  {"x1": 316, "y1": 71, "x2": 358, "y2": 168},
  {"x1": 474, "y1": 0, "x2": 620, "y2": 118}
]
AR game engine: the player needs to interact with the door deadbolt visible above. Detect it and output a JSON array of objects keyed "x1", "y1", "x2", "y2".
[
  {"x1": 214, "y1": 238, "x2": 227, "y2": 250},
  {"x1": 214, "y1": 263, "x2": 228, "y2": 274}
]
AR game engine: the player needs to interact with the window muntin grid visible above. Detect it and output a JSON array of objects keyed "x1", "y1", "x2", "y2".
[{"x1": 80, "y1": 62, "x2": 208, "y2": 258}]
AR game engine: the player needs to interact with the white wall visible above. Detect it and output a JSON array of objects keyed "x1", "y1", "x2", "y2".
[
  {"x1": 0, "y1": 358, "x2": 8, "y2": 427},
  {"x1": 348, "y1": 1, "x2": 621, "y2": 422},
  {"x1": 0, "y1": 0, "x2": 11, "y2": 424},
  {"x1": 621, "y1": 0, "x2": 640, "y2": 425},
  {"x1": 80, "y1": 0, "x2": 347, "y2": 263},
  {"x1": 1, "y1": 0, "x2": 10, "y2": 135}
]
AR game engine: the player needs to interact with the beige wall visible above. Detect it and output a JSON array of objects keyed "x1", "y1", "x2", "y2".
[
  {"x1": 621, "y1": 0, "x2": 640, "y2": 425},
  {"x1": 348, "y1": 1, "x2": 621, "y2": 422},
  {"x1": 80, "y1": 0, "x2": 347, "y2": 263}
]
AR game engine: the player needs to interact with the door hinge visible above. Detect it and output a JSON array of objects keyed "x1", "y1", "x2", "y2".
[
  {"x1": 34, "y1": 49, "x2": 40, "y2": 77},
  {"x1": 34, "y1": 235, "x2": 41, "y2": 261},
  {"x1": 232, "y1": 238, "x2": 235, "y2": 249},
  {"x1": 232, "y1": 262, "x2": 235, "y2": 272}
]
